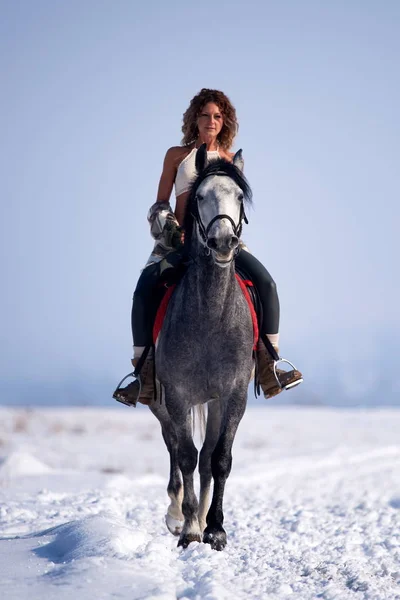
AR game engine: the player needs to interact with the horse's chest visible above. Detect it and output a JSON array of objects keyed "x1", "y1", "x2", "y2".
[
  {"x1": 156, "y1": 281, "x2": 254, "y2": 393},
  {"x1": 169, "y1": 308, "x2": 249, "y2": 350},
  {"x1": 161, "y1": 310, "x2": 252, "y2": 381}
]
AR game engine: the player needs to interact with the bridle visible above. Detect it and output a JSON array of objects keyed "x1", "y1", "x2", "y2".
[{"x1": 190, "y1": 173, "x2": 249, "y2": 248}]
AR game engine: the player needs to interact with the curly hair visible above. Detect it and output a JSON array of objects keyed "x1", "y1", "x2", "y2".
[{"x1": 181, "y1": 88, "x2": 238, "y2": 150}]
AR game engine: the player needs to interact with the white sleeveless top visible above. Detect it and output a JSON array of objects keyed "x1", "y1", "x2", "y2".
[{"x1": 174, "y1": 147, "x2": 220, "y2": 197}]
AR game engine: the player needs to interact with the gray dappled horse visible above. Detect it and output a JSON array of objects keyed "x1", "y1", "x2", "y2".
[{"x1": 151, "y1": 145, "x2": 254, "y2": 551}]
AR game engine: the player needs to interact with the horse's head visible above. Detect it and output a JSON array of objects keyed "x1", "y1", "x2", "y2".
[{"x1": 184, "y1": 144, "x2": 252, "y2": 268}]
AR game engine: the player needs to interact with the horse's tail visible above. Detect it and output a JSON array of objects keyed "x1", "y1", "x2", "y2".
[{"x1": 192, "y1": 405, "x2": 207, "y2": 443}]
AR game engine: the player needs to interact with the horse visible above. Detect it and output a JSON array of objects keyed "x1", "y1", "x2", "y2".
[{"x1": 150, "y1": 144, "x2": 254, "y2": 551}]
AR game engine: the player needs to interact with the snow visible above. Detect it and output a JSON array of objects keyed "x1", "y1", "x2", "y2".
[{"x1": 0, "y1": 406, "x2": 399, "y2": 599}]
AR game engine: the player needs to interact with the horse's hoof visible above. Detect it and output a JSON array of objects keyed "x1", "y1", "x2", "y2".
[
  {"x1": 165, "y1": 513, "x2": 183, "y2": 536},
  {"x1": 203, "y1": 528, "x2": 227, "y2": 551},
  {"x1": 177, "y1": 532, "x2": 202, "y2": 549}
]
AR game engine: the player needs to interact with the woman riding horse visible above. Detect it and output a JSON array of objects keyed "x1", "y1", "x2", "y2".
[{"x1": 115, "y1": 88, "x2": 303, "y2": 404}]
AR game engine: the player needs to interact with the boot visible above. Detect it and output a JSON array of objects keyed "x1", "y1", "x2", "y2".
[
  {"x1": 257, "y1": 346, "x2": 303, "y2": 399},
  {"x1": 113, "y1": 355, "x2": 154, "y2": 406}
]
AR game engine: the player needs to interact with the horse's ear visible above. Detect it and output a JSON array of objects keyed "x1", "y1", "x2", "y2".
[
  {"x1": 233, "y1": 149, "x2": 244, "y2": 172},
  {"x1": 195, "y1": 143, "x2": 208, "y2": 172}
]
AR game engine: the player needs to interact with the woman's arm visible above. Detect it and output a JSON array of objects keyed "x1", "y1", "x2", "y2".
[
  {"x1": 148, "y1": 147, "x2": 187, "y2": 247},
  {"x1": 156, "y1": 147, "x2": 179, "y2": 203},
  {"x1": 156, "y1": 146, "x2": 190, "y2": 226}
]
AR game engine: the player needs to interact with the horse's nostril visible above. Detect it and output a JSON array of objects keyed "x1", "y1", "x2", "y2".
[
  {"x1": 229, "y1": 236, "x2": 239, "y2": 249},
  {"x1": 207, "y1": 238, "x2": 218, "y2": 250}
]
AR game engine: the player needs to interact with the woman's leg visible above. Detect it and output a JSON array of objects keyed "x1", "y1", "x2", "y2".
[
  {"x1": 235, "y1": 248, "x2": 280, "y2": 343},
  {"x1": 113, "y1": 251, "x2": 184, "y2": 406},
  {"x1": 235, "y1": 248, "x2": 302, "y2": 398},
  {"x1": 131, "y1": 250, "x2": 185, "y2": 354},
  {"x1": 131, "y1": 262, "x2": 163, "y2": 353}
]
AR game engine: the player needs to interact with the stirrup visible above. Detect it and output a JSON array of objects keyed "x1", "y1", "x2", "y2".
[
  {"x1": 273, "y1": 359, "x2": 304, "y2": 390},
  {"x1": 112, "y1": 372, "x2": 139, "y2": 407}
]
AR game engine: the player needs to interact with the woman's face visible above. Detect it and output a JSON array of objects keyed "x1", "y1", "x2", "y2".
[{"x1": 197, "y1": 102, "x2": 224, "y2": 140}]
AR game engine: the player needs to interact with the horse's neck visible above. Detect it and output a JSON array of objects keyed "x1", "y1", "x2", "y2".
[{"x1": 186, "y1": 248, "x2": 235, "y2": 316}]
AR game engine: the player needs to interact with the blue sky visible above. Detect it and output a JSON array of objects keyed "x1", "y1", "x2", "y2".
[{"x1": 1, "y1": 0, "x2": 399, "y2": 405}]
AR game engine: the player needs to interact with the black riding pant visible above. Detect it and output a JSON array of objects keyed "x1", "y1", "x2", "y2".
[{"x1": 131, "y1": 249, "x2": 280, "y2": 347}]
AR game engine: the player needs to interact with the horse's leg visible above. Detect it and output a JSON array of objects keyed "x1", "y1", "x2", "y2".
[
  {"x1": 173, "y1": 408, "x2": 201, "y2": 548},
  {"x1": 150, "y1": 404, "x2": 183, "y2": 535},
  {"x1": 198, "y1": 399, "x2": 221, "y2": 533},
  {"x1": 203, "y1": 392, "x2": 247, "y2": 551}
]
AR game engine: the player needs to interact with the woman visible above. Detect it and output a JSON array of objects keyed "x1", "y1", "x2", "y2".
[{"x1": 115, "y1": 88, "x2": 303, "y2": 405}]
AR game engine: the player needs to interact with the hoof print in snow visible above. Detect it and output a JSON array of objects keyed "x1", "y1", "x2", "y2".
[
  {"x1": 203, "y1": 528, "x2": 226, "y2": 551},
  {"x1": 389, "y1": 497, "x2": 400, "y2": 509}
]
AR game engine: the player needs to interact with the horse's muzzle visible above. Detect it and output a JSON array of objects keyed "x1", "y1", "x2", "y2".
[
  {"x1": 207, "y1": 234, "x2": 239, "y2": 252},
  {"x1": 206, "y1": 234, "x2": 239, "y2": 267}
]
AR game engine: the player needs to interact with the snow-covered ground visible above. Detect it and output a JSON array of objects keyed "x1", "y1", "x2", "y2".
[{"x1": 0, "y1": 406, "x2": 399, "y2": 600}]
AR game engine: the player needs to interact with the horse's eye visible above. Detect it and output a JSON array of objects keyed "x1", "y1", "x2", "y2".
[
  {"x1": 196, "y1": 194, "x2": 204, "y2": 202},
  {"x1": 238, "y1": 193, "x2": 244, "y2": 202}
]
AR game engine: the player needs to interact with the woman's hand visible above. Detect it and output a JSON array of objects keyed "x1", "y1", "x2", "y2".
[
  {"x1": 164, "y1": 221, "x2": 184, "y2": 249},
  {"x1": 148, "y1": 202, "x2": 185, "y2": 249}
]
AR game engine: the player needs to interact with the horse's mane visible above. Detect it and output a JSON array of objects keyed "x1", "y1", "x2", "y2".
[{"x1": 183, "y1": 158, "x2": 253, "y2": 252}]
